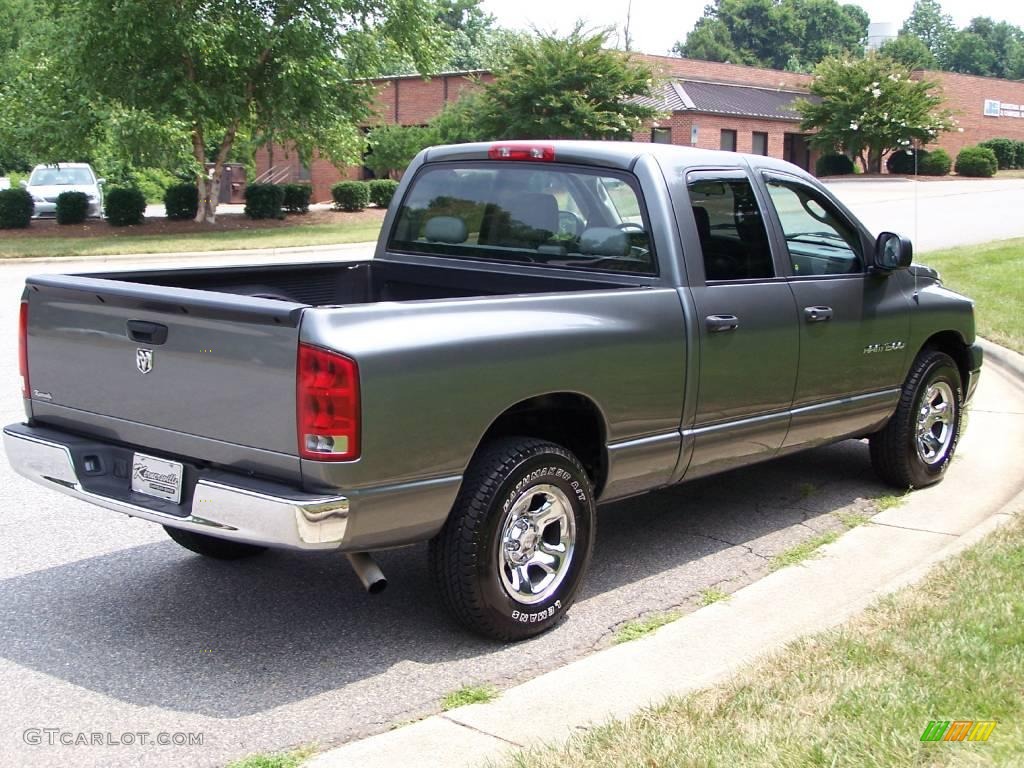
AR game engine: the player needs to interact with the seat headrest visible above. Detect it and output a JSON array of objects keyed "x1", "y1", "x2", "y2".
[{"x1": 424, "y1": 216, "x2": 468, "y2": 244}]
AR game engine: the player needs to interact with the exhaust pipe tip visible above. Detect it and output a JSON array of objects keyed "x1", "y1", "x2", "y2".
[{"x1": 346, "y1": 552, "x2": 387, "y2": 594}]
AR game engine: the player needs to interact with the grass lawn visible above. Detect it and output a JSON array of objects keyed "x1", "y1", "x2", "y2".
[
  {"x1": 499, "y1": 515, "x2": 1024, "y2": 768},
  {"x1": 0, "y1": 211, "x2": 384, "y2": 259},
  {"x1": 919, "y1": 238, "x2": 1024, "y2": 354}
]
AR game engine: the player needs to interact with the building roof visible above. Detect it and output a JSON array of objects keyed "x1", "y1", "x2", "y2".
[{"x1": 636, "y1": 79, "x2": 812, "y2": 121}]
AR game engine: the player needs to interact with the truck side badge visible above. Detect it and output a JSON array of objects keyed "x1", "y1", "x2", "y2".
[{"x1": 136, "y1": 348, "x2": 154, "y2": 374}]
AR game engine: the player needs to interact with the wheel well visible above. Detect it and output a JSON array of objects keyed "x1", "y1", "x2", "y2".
[
  {"x1": 479, "y1": 394, "x2": 608, "y2": 495},
  {"x1": 921, "y1": 331, "x2": 971, "y2": 388}
]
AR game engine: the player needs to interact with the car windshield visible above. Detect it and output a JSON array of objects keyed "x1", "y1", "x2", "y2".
[
  {"x1": 389, "y1": 163, "x2": 656, "y2": 275},
  {"x1": 29, "y1": 167, "x2": 94, "y2": 186}
]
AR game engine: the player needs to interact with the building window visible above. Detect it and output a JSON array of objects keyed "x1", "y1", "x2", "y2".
[
  {"x1": 720, "y1": 129, "x2": 737, "y2": 152},
  {"x1": 752, "y1": 132, "x2": 768, "y2": 156},
  {"x1": 651, "y1": 127, "x2": 672, "y2": 144}
]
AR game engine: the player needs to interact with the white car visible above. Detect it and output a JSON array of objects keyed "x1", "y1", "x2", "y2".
[
  {"x1": 23, "y1": 163, "x2": 104, "y2": 218},
  {"x1": 0, "y1": 177, "x2": 10, "y2": 190}
]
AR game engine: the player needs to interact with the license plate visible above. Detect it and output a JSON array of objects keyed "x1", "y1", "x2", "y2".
[{"x1": 131, "y1": 453, "x2": 184, "y2": 503}]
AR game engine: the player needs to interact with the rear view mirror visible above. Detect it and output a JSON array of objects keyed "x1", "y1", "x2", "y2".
[{"x1": 874, "y1": 232, "x2": 913, "y2": 272}]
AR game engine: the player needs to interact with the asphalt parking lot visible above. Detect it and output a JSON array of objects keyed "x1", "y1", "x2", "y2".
[{"x1": 1, "y1": 178, "x2": 1023, "y2": 767}]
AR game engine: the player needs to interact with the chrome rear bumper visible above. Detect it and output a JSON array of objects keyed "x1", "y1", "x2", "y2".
[{"x1": 3, "y1": 424, "x2": 349, "y2": 550}]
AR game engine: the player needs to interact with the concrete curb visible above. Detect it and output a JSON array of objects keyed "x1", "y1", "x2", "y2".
[
  {"x1": 305, "y1": 341, "x2": 1024, "y2": 768},
  {"x1": 977, "y1": 336, "x2": 1024, "y2": 376},
  {"x1": 1, "y1": 240, "x2": 378, "y2": 266}
]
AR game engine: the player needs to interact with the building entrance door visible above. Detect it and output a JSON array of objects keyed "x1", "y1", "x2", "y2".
[{"x1": 784, "y1": 133, "x2": 811, "y2": 171}]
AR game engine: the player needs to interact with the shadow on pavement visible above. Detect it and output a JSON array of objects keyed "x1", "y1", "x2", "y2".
[{"x1": 0, "y1": 439, "x2": 888, "y2": 718}]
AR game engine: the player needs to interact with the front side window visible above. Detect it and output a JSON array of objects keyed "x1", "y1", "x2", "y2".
[
  {"x1": 687, "y1": 176, "x2": 774, "y2": 281},
  {"x1": 764, "y1": 177, "x2": 863, "y2": 276},
  {"x1": 389, "y1": 164, "x2": 656, "y2": 275}
]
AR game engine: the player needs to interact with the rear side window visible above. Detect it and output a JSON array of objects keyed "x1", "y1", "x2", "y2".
[
  {"x1": 389, "y1": 164, "x2": 656, "y2": 275},
  {"x1": 687, "y1": 177, "x2": 774, "y2": 281}
]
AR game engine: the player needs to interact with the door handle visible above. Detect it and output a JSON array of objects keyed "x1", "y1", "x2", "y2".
[
  {"x1": 705, "y1": 314, "x2": 739, "y2": 333},
  {"x1": 126, "y1": 320, "x2": 169, "y2": 345},
  {"x1": 803, "y1": 306, "x2": 833, "y2": 323}
]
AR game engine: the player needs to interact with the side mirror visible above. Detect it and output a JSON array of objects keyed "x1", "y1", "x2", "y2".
[
  {"x1": 18, "y1": 179, "x2": 27, "y2": 188},
  {"x1": 97, "y1": 178, "x2": 106, "y2": 185},
  {"x1": 874, "y1": 232, "x2": 913, "y2": 273}
]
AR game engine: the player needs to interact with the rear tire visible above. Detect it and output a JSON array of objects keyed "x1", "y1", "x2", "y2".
[
  {"x1": 870, "y1": 350, "x2": 963, "y2": 489},
  {"x1": 429, "y1": 437, "x2": 596, "y2": 641},
  {"x1": 164, "y1": 526, "x2": 268, "y2": 560}
]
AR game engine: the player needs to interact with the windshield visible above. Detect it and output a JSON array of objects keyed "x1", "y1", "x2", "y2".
[
  {"x1": 389, "y1": 163, "x2": 656, "y2": 275},
  {"x1": 29, "y1": 167, "x2": 95, "y2": 186}
]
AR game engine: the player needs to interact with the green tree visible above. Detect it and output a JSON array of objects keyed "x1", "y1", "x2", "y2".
[
  {"x1": 57, "y1": 0, "x2": 445, "y2": 222},
  {"x1": 474, "y1": 24, "x2": 660, "y2": 140},
  {"x1": 365, "y1": 124, "x2": 435, "y2": 178},
  {"x1": 795, "y1": 53, "x2": 957, "y2": 173},
  {"x1": 378, "y1": 0, "x2": 521, "y2": 75},
  {"x1": 879, "y1": 33, "x2": 936, "y2": 70},
  {"x1": 941, "y1": 18, "x2": 1024, "y2": 79},
  {"x1": 900, "y1": 0, "x2": 955, "y2": 60},
  {"x1": 674, "y1": 0, "x2": 869, "y2": 70}
]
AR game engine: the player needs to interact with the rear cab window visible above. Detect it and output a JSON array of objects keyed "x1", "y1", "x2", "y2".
[{"x1": 388, "y1": 163, "x2": 657, "y2": 275}]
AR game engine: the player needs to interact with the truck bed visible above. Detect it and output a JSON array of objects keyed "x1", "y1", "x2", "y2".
[
  {"x1": 20, "y1": 258, "x2": 643, "y2": 487},
  {"x1": 89, "y1": 258, "x2": 635, "y2": 306}
]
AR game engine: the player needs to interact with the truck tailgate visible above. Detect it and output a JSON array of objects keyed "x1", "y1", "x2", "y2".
[{"x1": 23, "y1": 274, "x2": 304, "y2": 470}]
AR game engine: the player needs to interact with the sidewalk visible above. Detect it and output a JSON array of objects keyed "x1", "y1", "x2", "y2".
[{"x1": 306, "y1": 339, "x2": 1024, "y2": 768}]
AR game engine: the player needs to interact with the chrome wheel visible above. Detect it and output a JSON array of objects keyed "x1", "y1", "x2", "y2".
[
  {"x1": 497, "y1": 484, "x2": 576, "y2": 605},
  {"x1": 916, "y1": 381, "x2": 956, "y2": 465}
]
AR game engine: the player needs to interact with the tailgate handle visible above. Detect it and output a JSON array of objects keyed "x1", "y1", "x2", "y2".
[{"x1": 126, "y1": 320, "x2": 168, "y2": 345}]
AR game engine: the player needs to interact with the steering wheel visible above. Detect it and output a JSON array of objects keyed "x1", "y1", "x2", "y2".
[{"x1": 615, "y1": 222, "x2": 645, "y2": 232}]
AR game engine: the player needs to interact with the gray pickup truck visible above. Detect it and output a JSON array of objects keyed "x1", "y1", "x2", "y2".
[{"x1": 4, "y1": 141, "x2": 981, "y2": 640}]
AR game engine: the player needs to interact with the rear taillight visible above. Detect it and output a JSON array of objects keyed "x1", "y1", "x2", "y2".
[
  {"x1": 18, "y1": 301, "x2": 28, "y2": 399},
  {"x1": 488, "y1": 143, "x2": 556, "y2": 162},
  {"x1": 297, "y1": 344, "x2": 360, "y2": 461}
]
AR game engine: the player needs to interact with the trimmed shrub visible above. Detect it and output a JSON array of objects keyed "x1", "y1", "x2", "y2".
[
  {"x1": 56, "y1": 191, "x2": 90, "y2": 224},
  {"x1": 886, "y1": 148, "x2": 928, "y2": 175},
  {"x1": 164, "y1": 183, "x2": 199, "y2": 220},
  {"x1": 282, "y1": 183, "x2": 312, "y2": 214},
  {"x1": 332, "y1": 181, "x2": 370, "y2": 212},
  {"x1": 0, "y1": 188, "x2": 33, "y2": 228},
  {"x1": 368, "y1": 178, "x2": 400, "y2": 208},
  {"x1": 918, "y1": 148, "x2": 951, "y2": 176},
  {"x1": 815, "y1": 153, "x2": 854, "y2": 176},
  {"x1": 977, "y1": 138, "x2": 1016, "y2": 170},
  {"x1": 104, "y1": 187, "x2": 146, "y2": 226},
  {"x1": 1014, "y1": 140, "x2": 1024, "y2": 170},
  {"x1": 244, "y1": 183, "x2": 285, "y2": 220},
  {"x1": 955, "y1": 146, "x2": 998, "y2": 178}
]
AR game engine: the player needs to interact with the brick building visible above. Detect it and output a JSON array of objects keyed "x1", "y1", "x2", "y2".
[{"x1": 255, "y1": 53, "x2": 1024, "y2": 203}]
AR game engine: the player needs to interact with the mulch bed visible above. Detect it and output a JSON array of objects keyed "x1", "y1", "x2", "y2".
[{"x1": 3, "y1": 208, "x2": 386, "y2": 239}]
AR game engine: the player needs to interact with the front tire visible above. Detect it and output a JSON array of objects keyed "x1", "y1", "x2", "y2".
[
  {"x1": 429, "y1": 437, "x2": 596, "y2": 641},
  {"x1": 870, "y1": 350, "x2": 963, "y2": 489},
  {"x1": 164, "y1": 526, "x2": 268, "y2": 560}
]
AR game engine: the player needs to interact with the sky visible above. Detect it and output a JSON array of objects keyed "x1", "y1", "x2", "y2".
[{"x1": 482, "y1": 0, "x2": 1024, "y2": 58}]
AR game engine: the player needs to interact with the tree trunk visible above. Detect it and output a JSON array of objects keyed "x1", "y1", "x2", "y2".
[
  {"x1": 867, "y1": 148, "x2": 883, "y2": 175},
  {"x1": 192, "y1": 125, "x2": 210, "y2": 224}
]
